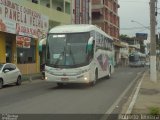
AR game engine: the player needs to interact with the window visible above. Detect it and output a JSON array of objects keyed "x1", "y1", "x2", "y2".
[
  {"x1": 17, "y1": 39, "x2": 36, "y2": 64},
  {"x1": 96, "y1": 32, "x2": 113, "y2": 51},
  {"x1": 3, "y1": 64, "x2": 10, "y2": 71},
  {"x1": 65, "y1": 2, "x2": 70, "y2": 14},
  {"x1": 32, "y1": 0, "x2": 38, "y2": 4},
  {"x1": 57, "y1": 7, "x2": 62, "y2": 11},
  {"x1": 46, "y1": 3, "x2": 50, "y2": 8}
]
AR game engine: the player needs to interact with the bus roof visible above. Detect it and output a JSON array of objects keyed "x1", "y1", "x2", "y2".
[
  {"x1": 130, "y1": 52, "x2": 146, "y2": 57},
  {"x1": 49, "y1": 24, "x2": 113, "y2": 40}
]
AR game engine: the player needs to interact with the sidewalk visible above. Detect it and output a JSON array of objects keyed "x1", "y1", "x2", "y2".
[
  {"x1": 22, "y1": 73, "x2": 43, "y2": 81},
  {"x1": 132, "y1": 70, "x2": 160, "y2": 114}
]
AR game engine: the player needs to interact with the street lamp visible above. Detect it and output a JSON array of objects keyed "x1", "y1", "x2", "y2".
[
  {"x1": 131, "y1": 20, "x2": 150, "y2": 30},
  {"x1": 131, "y1": 20, "x2": 149, "y2": 53}
]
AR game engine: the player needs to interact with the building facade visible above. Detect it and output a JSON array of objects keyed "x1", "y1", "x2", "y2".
[
  {"x1": 92, "y1": 0, "x2": 119, "y2": 41},
  {"x1": 92, "y1": 0, "x2": 120, "y2": 66},
  {"x1": 27, "y1": 0, "x2": 71, "y2": 29},
  {"x1": 0, "y1": 0, "x2": 71, "y2": 75},
  {"x1": 71, "y1": 0, "x2": 92, "y2": 24}
]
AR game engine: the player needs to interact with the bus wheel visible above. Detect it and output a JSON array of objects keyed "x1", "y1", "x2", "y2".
[
  {"x1": 57, "y1": 83, "x2": 64, "y2": 87},
  {"x1": 106, "y1": 66, "x2": 111, "y2": 79},
  {"x1": 90, "y1": 70, "x2": 98, "y2": 86}
]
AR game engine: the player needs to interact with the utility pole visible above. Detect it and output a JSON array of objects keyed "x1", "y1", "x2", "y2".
[{"x1": 150, "y1": 0, "x2": 157, "y2": 82}]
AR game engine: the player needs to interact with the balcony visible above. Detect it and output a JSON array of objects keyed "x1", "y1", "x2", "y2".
[
  {"x1": 92, "y1": 0, "x2": 104, "y2": 13},
  {"x1": 27, "y1": 0, "x2": 70, "y2": 14},
  {"x1": 19, "y1": 0, "x2": 71, "y2": 25},
  {"x1": 92, "y1": 4, "x2": 104, "y2": 10}
]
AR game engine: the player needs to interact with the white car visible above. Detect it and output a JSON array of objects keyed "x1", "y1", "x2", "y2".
[{"x1": 0, "y1": 63, "x2": 22, "y2": 88}]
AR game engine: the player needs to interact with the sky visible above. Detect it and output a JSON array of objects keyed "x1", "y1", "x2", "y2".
[{"x1": 118, "y1": 0, "x2": 160, "y2": 38}]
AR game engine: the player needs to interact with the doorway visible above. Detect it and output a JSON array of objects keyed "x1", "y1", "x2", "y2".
[{"x1": 5, "y1": 33, "x2": 15, "y2": 63}]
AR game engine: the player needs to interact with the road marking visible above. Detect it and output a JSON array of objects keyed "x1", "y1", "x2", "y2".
[
  {"x1": 100, "y1": 71, "x2": 143, "y2": 120},
  {"x1": 126, "y1": 72, "x2": 146, "y2": 114},
  {"x1": 105, "y1": 72, "x2": 142, "y2": 114}
]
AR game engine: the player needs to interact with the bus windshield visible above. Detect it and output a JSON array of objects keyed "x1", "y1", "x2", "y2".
[
  {"x1": 46, "y1": 32, "x2": 90, "y2": 68},
  {"x1": 129, "y1": 54, "x2": 139, "y2": 62}
]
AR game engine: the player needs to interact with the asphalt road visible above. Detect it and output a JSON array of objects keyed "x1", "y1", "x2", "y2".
[{"x1": 0, "y1": 67, "x2": 146, "y2": 116}]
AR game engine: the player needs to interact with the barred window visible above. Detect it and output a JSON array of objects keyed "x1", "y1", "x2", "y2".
[{"x1": 17, "y1": 39, "x2": 36, "y2": 64}]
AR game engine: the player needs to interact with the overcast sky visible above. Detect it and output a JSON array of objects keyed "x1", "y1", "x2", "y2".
[{"x1": 118, "y1": 0, "x2": 159, "y2": 37}]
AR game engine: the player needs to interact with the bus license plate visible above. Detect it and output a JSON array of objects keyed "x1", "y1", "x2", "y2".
[{"x1": 61, "y1": 77, "x2": 69, "y2": 81}]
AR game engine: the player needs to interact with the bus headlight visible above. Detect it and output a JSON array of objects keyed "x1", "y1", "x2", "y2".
[
  {"x1": 45, "y1": 76, "x2": 48, "y2": 80},
  {"x1": 84, "y1": 77, "x2": 88, "y2": 81}
]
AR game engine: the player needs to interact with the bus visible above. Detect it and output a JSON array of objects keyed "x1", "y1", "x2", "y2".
[
  {"x1": 45, "y1": 24, "x2": 115, "y2": 86},
  {"x1": 129, "y1": 52, "x2": 146, "y2": 67}
]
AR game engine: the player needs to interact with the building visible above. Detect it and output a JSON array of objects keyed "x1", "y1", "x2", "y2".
[
  {"x1": 125, "y1": 38, "x2": 140, "y2": 53},
  {"x1": 27, "y1": 0, "x2": 71, "y2": 29},
  {"x1": 0, "y1": 0, "x2": 71, "y2": 75},
  {"x1": 71, "y1": 0, "x2": 92, "y2": 24},
  {"x1": 92, "y1": 0, "x2": 119, "y2": 40},
  {"x1": 92, "y1": 0, "x2": 120, "y2": 66},
  {"x1": 120, "y1": 42, "x2": 129, "y2": 67}
]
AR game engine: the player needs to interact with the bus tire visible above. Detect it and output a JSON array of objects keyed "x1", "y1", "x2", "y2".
[
  {"x1": 90, "y1": 69, "x2": 98, "y2": 86},
  {"x1": 57, "y1": 83, "x2": 64, "y2": 87},
  {"x1": 106, "y1": 66, "x2": 111, "y2": 79}
]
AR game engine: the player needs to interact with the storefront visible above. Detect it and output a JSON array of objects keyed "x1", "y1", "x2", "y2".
[
  {"x1": 114, "y1": 41, "x2": 127, "y2": 67},
  {"x1": 0, "y1": 0, "x2": 48, "y2": 75}
]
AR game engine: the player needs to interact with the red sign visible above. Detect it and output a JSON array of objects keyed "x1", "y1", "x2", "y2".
[
  {"x1": 0, "y1": 0, "x2": 48, "y2": 38},
  {"x1": 16, "y1": 36, "x2": 31, "y2": 48}
]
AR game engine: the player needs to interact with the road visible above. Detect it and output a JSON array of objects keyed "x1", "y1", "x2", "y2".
[{"x1": 0, "y1": 67, "x2": 146, "y2": 119}]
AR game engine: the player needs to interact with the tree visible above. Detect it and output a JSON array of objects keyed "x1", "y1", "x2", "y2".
[{"x1": 119, "y1": 34, "x2": 135, "y2": 45}]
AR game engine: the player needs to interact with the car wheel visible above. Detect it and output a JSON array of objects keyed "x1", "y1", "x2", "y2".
[
  {"x1": 0, "y1": 79, "x2": 3, "y2": 89},
  {"x1": 16, "y1": 76, "x2": 22, "y2": 85}
]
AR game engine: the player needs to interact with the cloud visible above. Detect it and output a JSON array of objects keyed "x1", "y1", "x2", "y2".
[{"x1": 119, "y1": 0, "x2": 150, "y2": 37}]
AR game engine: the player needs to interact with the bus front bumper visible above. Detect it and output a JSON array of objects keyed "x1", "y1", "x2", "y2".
[{"x1": 45, "y1": 72, "x2": 91, "y2": 84}]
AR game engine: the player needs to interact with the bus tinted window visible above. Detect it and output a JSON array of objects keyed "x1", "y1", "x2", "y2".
[{"x1": 46, "y1": 32, "x2": 90, "y2": 68}]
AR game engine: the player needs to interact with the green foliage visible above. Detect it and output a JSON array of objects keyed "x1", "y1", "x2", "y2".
[
  {"x1": 119, "y1": 34, "x2": 135, "y2": 42},
  {"x1": 148, "y1": 107, "x2": 160, "y2": 115}
]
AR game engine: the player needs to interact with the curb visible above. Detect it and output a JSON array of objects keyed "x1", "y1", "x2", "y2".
[
  {"x1": 126, "y1": 72, "x2": 146, "y2": 114},
  {"x1": 21, "y1": 73, "x2": 43, "y2": 81},
  {"x1": 100, "y1": 70, "x2": 146, "y2": 120}
]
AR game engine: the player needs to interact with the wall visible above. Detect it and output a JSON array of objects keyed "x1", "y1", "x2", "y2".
[
  {"x1": 0, "y1": 32, "x2": 6, "y2": 63},
  {"x1": 15, "y1": 0, "x2": 71, "y2": 25}
]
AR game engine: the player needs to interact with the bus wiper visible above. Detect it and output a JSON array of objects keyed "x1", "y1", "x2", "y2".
[
  {"x1": 69, "y1": 47, "x2": 75, "y2": 64},
  {"x1": 54, "y1": 47, "x2": 65, "y2": 66},
  {"x1": 54, "y1": 51, "x2": 64, "y2": 66}
]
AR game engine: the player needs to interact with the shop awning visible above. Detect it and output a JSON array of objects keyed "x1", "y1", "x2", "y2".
[
  {"x1": 39, "y1": 38, "x2": 46, "y2": 52},
  {"x1": 113, "y1": 41, "x2": 127, "y2": 48}
]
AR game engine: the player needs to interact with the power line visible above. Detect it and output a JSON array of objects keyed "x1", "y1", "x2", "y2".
[
  {"x1": 119, "y1": 0, "x2": 149, "y2": 4},
  {"x1": 120, "y1": 27, "x2": 149, "y2": 30},
  {"x1": 121, "y1": 27, "x2": 160, "y2": 30}
]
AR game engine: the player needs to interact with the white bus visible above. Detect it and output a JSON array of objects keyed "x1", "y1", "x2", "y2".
[
  {"x1": 129, "y1": 52, "x2": 146, "y2": 67},
  {"x1": 45, "y1": 24, "x2": 115, "y2": 86}
]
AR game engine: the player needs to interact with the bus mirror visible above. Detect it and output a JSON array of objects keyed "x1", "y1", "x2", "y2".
[
  {"x1": 87, "y1": 37, "x2": 94, "y2": 52},
  {"x1": 88, "y1": 37, "x2": 93, "y2": 44}
]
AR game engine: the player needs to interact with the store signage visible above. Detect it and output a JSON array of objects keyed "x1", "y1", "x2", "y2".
[
  {"x1": 136, "y1": 33, "x2": 148, "y2": 41},
  {"x1": 0, "y1": 0, "x2": 48, "y2": 38},
  {"x1": 16, "y1": 36, "x2": 31, "y2": 48}
]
